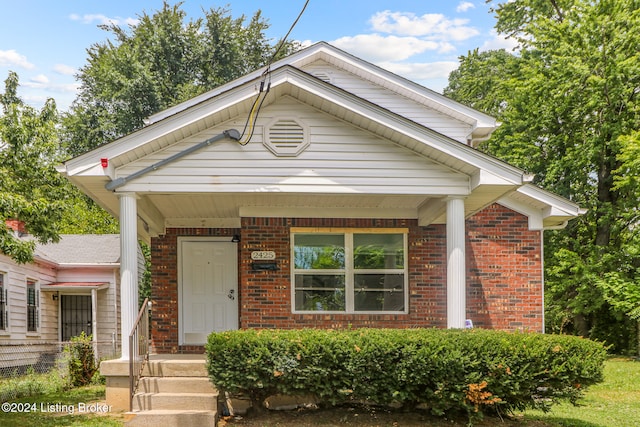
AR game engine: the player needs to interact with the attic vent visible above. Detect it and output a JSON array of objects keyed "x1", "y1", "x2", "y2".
[
  {"x1": 312, "y1": 71, "x2": 332, "y2": 83},
  {"x1": 264, "y1": 118, "x2": 309, "y2": 157}
]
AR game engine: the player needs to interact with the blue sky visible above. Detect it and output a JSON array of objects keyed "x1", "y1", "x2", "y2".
[{"x1": 0, "y1": 1, "x2": 515, "y2": 111}]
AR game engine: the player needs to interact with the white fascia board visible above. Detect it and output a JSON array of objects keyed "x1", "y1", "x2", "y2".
[
  {"x1": 498, "y1": 184, "x2": 586, "y2": 230},
  {"x1": 517, "y1": 184, "x2": 586, "y2": 217},
  {"x1": 67, "y1": 64, "x2": 520, "y2": 190},
  {"x1": 63, "y1": 81, "x2": 259, "y2": 178},
  {"x1": 145, "y1": 43, "x2": 331, "y2": 124},
  {"x1": 146, "y1": 42, "x2": 498, "y2": 135},
  {"x1": 283, "y1": 68, "x2": 524, "y2": 185},
  {"x1": 310, "y1": 43, "x2": 498, "y2": 129}
]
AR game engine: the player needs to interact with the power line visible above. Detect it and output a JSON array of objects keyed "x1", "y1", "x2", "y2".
[{"x1": 238, "y1": 0, "x2": 310, "y2": 145}]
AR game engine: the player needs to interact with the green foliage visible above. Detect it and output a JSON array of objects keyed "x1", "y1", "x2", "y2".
[
  {"x1": 63, "y1": 1, "x2": 299, "y2": 155},
  {"x1": 0, "y1": 367, "x2": 71, "y2": 402},
  {"x1": 64, "y1": 332, "x2": 99, "y2": 387},
  {"x1": 206, "y1": 329, "x2": 606, "y2": 420},
  {"x1": 447, "y1": 0, "x2": 640, "y2": 353},
  {"x1": 0, "y1": 72, "x2": 65, "y2": 263}
]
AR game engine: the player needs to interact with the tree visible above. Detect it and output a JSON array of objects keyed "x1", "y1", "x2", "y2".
[
  {"x1": 446, "y1": 0, "x2": 640, "y2": 352},
  {"x1": 62, "y1": 1, "x2": 298, "y2": 156},
  {"x1": 0, "y1": 72, "x2": 65, "y2": 263}
]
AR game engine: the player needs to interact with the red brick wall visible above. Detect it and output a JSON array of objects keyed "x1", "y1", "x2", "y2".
[
  {"x1": 150, "y1": 227, "x2": 238, "y2": 353},
  {"x1": 240, "y1": 218, "x2": 447, "y2": 329},
  {"x1": 466, "y1": 205, "x2": 543, "y2": 331},
  {"x1": 149, "y1": 204, "x2": 542, "y2": 353}
]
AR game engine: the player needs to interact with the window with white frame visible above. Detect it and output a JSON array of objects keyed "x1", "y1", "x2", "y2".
[
  {"x1": 0, "y1": 273, "x2": 7, "y2": 331},
  {"x1": 27, "y1": 280, "x2": 39, "y2": 332},
  {"x1": 292, "y1": 230, "x2": 407, "y2": 313}
]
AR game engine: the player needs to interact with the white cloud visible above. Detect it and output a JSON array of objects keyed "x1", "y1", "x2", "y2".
[
  {"x1": 69, "y1": 13, "x2": 138, "y2": 27},
  {"x1": 331, "y1": 34, "x2": 439, "y2": 62},
  {"x1": 22, "y1": 76, "x2": 79, "y2": 95},
  {"x1": 378, "y1": 61, "x2": 460, "y2": 81},
  {"x1": 54, "y1": 64, "x2": 76, "y2": 76},
  {"x1": 369, "y1": 10, "x2": 479, "y2": 41},
  {"x1": 0, "y1": 49, "x2": 35, "y2": 69},
  {"x1": 456, "y1": 2, "x2": 476, "y2": 13},
  {"x1": 480, "y1": 30, "x2": 520, "y2": 52},
  {"x1": 30, "y1": 74, "x2": 49, "y2": 85}
]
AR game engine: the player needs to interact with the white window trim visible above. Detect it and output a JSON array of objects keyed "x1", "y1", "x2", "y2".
[
  {"x1": 291, "y1": 228, "x2": 409, "y2": 315},
  {"x1": 26, "y1": 279, "x2": 40, "y2": 335}
]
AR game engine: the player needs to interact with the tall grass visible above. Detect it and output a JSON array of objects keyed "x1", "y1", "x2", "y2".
[{"x1": 0, "y1": 367, "x2": 71, "y2": 402}]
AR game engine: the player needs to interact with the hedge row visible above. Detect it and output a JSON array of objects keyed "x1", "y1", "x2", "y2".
[{"x1": 205, "y1": 328, "x2": 606, "y2": 418}]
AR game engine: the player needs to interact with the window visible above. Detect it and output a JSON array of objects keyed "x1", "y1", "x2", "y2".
[
  {"x1": 27, "y1": 280, "x2": 39, "y2": 332},
  {"x1": 292, "y1": 230, "x2": 407, "y2": 313},
  {"x1": 0, "y1": 273, "x2": 7, "y2": 331}
]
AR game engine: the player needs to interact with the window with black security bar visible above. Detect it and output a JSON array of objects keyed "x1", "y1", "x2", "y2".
[
  {"x1": 61, "y1": 295, "x2": 92, "y2": 341},
  {"x1": 0, "y1": 273, "x2": 7, "y2": 331},
  {"x1": 27, "y1": 280, "x2": 39, "y2": 332}
]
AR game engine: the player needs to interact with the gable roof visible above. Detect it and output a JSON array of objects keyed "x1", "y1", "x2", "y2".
[
  {"x1": 34, "y1": 234, "x2": 120, "y2": 266},
  {"x1": 58, "y1": 42, "x2": 583, "y2": 239},
  {"x1": 145, "y1": 42, "x2": 498, "y2": 145}
]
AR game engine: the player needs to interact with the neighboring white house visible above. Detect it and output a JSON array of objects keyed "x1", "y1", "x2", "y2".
[{"x1": 0, "y1": 223, "x2": 123, "y2": 370}]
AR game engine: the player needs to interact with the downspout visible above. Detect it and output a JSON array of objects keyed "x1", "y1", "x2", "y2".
[
  {"x1": 92, "y1": 288, "x2": 98, "y2": 361},
  {"x1": 105, "y1": 129, "x2": 240, "y2": 191}
]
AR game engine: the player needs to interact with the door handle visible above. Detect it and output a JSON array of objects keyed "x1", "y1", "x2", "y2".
[{"x1": 227, "y1": 289, "x2": 235, "y2": 300}]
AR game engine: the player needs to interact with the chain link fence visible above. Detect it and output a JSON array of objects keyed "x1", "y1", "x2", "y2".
[
  {"x1": 0, "y1": 341, "x2": 118, "y2": 376},
  {"x1": 0, "y1": 341, "x2": 119, "y2": 401}
]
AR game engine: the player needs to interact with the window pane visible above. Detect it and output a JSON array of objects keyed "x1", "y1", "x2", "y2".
[
  {"x1": 294, "y1": 234, "x2": 345, "y2": 269},
  {"x1": 294, "y1": 274, "x2": 345, "y2": 311},
  {"x1": 354, "y1": 273, "x2": 405, "y2": 311},
  {"x1": 353, "y1": 234, "x2": 404, "y2": 269}
]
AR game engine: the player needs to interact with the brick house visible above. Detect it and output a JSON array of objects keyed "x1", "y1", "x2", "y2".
[{"x1": 59, "y1": 42, "x2": 584, "y2": 358}]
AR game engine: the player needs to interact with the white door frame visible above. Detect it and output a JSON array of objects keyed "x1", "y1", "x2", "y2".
[{"x1": 177, "y1": 236, "x2": 239, "y2": 345}]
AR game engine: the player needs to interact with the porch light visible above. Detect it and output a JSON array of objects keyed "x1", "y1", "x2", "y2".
[{"x1": 231, "y1": 235, "x2": 240, "y2": 243}]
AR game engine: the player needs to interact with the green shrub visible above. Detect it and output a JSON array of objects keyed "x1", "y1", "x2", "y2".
[
  {"x1": 205, "y1": 328, "x2": 606, "y2": 419},
  {"x1": 64, "y1": 332, "x2": 98, "y2": 387}
]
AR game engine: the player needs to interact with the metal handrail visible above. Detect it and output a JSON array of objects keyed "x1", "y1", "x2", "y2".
[{"x1": 129, "y1": 298, "x2": 150, "y2": 411}]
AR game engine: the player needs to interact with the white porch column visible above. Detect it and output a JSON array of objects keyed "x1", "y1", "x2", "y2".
[
  {"x1": 446, "y1": 196, "x2": 466, "y2": 328},
  {"x1": 118, "y1": 192, "x2": 139, "y2": 360}
]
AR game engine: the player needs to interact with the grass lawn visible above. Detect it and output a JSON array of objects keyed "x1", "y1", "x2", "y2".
[
  {"x1": 520, "y1": 358, "x2": 640, "y2": 427},
  {"x1": 0, "y1": 385, "x2": 124, "y2": 427}
]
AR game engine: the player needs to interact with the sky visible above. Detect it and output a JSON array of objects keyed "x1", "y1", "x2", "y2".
[{"x1": 0, "y1": 0, "x2": 516, "y2": 112}]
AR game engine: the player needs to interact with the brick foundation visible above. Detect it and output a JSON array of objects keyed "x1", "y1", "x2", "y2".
[{"x1": 150, "y1": 204, "x2": 543, "y2": 353}]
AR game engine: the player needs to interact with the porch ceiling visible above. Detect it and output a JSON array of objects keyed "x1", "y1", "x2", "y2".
[
  {"x1": 144, "y1": 193, "x2": 432, "y2": 228},
  {"x1": 134, "y1": 185, "x2": 518, "y2": 232}
]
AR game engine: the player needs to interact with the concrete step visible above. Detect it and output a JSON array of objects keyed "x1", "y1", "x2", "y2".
[
  {"x1": 133, "y1": 392, "x2": 218, "y2": 411},
  {"x1": 138, "y1": 376, "x2": 217, "y2": 394},
  {"x1": 125, "y1": 409, "x2": 217, "y2": 427},
  {"x1": 142, "y1": 358, "x2": 208, "y2": 377}
]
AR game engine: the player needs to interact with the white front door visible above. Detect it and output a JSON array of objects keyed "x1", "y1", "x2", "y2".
[{"x1": 179, "y1": 239, "x2": 238, "y2": 345}]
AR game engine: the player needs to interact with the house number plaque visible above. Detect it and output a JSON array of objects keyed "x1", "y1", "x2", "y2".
[{"x1": 251, "y1": 251, "x2": 276, "y2": 260}]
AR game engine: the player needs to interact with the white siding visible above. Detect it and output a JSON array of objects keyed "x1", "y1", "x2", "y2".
[
  {"x1": 0, "y1": 254, "x2": 57, "y2": 343},
  {"x1": 0, "y1": 253, "x2": 120, "y2": 360},
  {"x1": 116, "y1": 98, "x2": 470, "y2": 195},
  {"x1": 301, "y1": 61, "x2": 474, "y2": 143}
]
